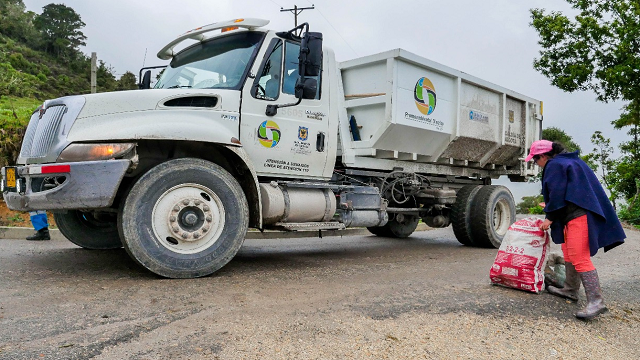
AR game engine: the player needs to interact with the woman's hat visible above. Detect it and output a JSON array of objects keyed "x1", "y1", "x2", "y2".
[{"x1": 525, "y1": 140, "x2": 553, "y2": 162}]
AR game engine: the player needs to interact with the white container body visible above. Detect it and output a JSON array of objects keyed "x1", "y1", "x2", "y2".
[{"x1": 337, "y1": 49, "x2": 542, "y2": 179}]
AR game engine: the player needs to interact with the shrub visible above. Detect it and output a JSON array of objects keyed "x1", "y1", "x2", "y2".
[
  {"x1": 8, "y1": 52, "x2": 34, "y2": 73},
  {"x1": 516, "y1": 194, "x2": 544, "y2": 214},
  {"x1": 39, "y1": 64, "x2": 51, "y2": 76},
  {"x1": 618, "y1": 203, "x2": 640, "y2": 228},
  {"x1": 528, "y1": 205, "x2": 545, "y2": 215}
]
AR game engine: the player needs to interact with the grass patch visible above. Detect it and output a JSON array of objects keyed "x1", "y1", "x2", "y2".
[
  {"x1": 0, "y1": 95, "x2": 40, "y2": 125},
  {"x1": 0, "y1": 96, "x2": 40, "y2": 168}
]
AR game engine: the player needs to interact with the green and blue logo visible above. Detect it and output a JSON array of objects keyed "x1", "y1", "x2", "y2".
[
  {"x1": 258, "y1": 120, "x2": 281, "y2": 148},
  {"x1": 414, "y1": 77, "x2": 436, "y2": 115}
]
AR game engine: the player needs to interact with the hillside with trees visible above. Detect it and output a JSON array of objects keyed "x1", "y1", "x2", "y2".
[{"x1": 0, "y1": 0, "x2": 137, "y2": 167}]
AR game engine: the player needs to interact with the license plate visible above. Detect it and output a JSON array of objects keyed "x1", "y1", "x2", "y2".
[{"x1": 5, "y1": 167, "x2": 16, "y2": 188}]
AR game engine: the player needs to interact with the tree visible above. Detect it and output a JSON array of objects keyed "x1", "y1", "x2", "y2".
[
  {"x1": 531, "y1": 1, "x2": 640, "y2": 103},
  {"x1": 117, "y1": 71, "x2": 138, "y2": 91},
  {"x1": 0, "y1": 0, "x2": 39, "y2": 45},
  {"x1": 96, "y1": 60, "x2": 117, "y2": 92},
  {"x1": 582, "y1": 131, "x2": 618, "y2": 209},
  {"x1": 0, "y1": 1, "x2": 26, "y2": 35},
  {"x1": 527, "y1": 127, "x2": 582, "y2": 183},
  {"x1": 542, "y1": 127, "x2": 581, "y2": 153},
  {"x1": 33, "y1": 4, "x2": 86, "y2": 59},
  {"x1": 613, "y1": 100, "x2": 640, "y2": 162},
  {"x1": 610, "y1": 100, "x2": 640, "y2": 205}
]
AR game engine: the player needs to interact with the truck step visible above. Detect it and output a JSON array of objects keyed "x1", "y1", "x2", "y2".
[{"x1": 272, "y1": 222, "x2": 346, "y2": 231}]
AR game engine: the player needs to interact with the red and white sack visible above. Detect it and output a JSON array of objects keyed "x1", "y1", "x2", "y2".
[{"x1": 489, "y1": 217, "x2": 550, "y2": 293}]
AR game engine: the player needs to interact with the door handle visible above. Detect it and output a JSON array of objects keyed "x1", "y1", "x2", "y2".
[{"x1": 316, "y1": 132, "x2": 325, "y2": 152}]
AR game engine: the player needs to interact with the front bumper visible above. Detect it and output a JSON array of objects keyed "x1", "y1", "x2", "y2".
[{"x1": 2, "y1": 159, "x2": 130, "y2": 211}]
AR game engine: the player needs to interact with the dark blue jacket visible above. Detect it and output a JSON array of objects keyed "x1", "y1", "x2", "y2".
[{"x1": 542, "y1": 151, "x2": 625, "y2": 255}]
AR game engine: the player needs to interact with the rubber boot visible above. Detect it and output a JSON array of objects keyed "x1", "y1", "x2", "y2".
[
  {"x1": 26, "y1": 228, "x2": 51, "y2": 241},
  {"x1": 547, "y1": 262, "x2": 579, "y2": 301},
  {"x1": 576, "y1": 270, "x2": 608, "y2": 320}
]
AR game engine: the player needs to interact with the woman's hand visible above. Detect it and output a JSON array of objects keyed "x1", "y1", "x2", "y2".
[{"x1": 540, "y1": 219, "x2": 552, "y2": 231}]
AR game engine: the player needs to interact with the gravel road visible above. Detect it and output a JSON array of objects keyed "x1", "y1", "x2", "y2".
[{"x1": 0, "y1": 225, "x2": 638, "y2": 359}]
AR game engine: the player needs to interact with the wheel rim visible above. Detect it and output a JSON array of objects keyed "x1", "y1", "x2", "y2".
[
  {"x1": 152, "y1": 183, "x2": 225, "y2": 254},
  {"x1": 493, "y1": 198, "x2": 512, "y2": 237}
]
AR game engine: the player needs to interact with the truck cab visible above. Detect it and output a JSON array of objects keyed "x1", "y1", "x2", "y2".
[{"x1": 152, "y1": 20, "x2": 337, "y2": 179}]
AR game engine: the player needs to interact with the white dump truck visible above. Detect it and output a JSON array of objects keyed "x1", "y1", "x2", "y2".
[{"x1": 1, "y1": 18, "x2": 542, "y2": 278}]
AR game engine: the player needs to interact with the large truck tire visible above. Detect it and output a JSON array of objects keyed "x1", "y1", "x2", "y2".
[
  {"x1": 450, "y1": 185, "x2": 482, "y2": 246},
  {"x1": 367, "y1": 213, "x2": 419, "y2": 238},
  {"x1": 119, "y1": 158, "x2": 249, "y2": 278},
  {"x1": 469, "y1": 185, "x2": 515, "y2": 248},
  {"x1": 54, "y1": 210, "x2": 122, "y2": 249}
]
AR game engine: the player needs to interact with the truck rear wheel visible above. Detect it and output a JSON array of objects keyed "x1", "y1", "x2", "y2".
[
  {"x1": 54, "y1": 210, "x2": 122, "y2": 249},
  {"x1": 119, "y1": 158, "x2": 249, "y2": 278},
  {"x1": 470, "y1": 185, "x2": 515, "y2": 248},
  {"x1": 451, "y1": 185, "x2": 482, "y2": 246},
  {"x1": 367, "y1": 213, "x2": 419, "y2": 238}
]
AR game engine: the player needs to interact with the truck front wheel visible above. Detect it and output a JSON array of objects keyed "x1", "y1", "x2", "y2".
[
  {"x1": 469, "y1": 185, "x2": 515, "y2": 248},
  {"x1": 54, "y1": 210, "x2": 122, "y2": 249},
  {"x1": 119, "y1": 158, "x2": 249, "y2": 278}
]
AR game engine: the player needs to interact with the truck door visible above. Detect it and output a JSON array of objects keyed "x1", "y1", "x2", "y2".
[{"x1": 240, "y1": 38, "x2": 330, "y2": 179}]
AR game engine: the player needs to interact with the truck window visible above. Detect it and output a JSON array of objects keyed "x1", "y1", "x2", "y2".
[
  {"x1": 155, "y1": 31, "x2": 264, "y2": 90},
  {"x1": 253, "y1": 39, "x2": 283, "y2": 100},
  {"x1": 283, "y1": 41, "x2": 321, "y2": 99}
]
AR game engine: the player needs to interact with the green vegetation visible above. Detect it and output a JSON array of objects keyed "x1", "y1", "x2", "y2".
[
  {"x1": 516, "y1": 195, "x2": 545, "y2": 215},
  {"x1": 527, "y1": 127, "x2": 583, "y2": 183},
  {"x1": 0, "y1": 96, "x2": 39, "y2": 166},
  {"x1": 0, "y1": 0, "x2": 138, "y2": 168},
  {"x1": 531, "y1": 1, "x2": 640, "y2": 103},
  {"x1": 618, "y1": 200, "x2": 640, "y2": 229},
  {"x1": 542, "y1": 127, "x2": 581, "y2": 153}
]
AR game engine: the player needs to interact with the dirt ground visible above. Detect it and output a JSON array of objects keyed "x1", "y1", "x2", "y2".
[
  {"x1": 0, "y1": 200, "x2": 56, "y2": 228},
  {"x1": 0, "y1": 225, "x2": 638, "y2": 359}
]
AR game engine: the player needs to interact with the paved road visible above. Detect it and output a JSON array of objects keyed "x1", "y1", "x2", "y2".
[{"x1": 0, "y1": 226, "x2": 638, "y2": 359}]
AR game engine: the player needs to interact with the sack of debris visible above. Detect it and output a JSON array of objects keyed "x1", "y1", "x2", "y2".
[{"x1": 489, "y1": 217, "x2": 550, "y2": 293}]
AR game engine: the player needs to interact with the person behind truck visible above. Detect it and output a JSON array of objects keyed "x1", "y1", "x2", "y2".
[
  {"x1": 525, "y1": 140, "x2": 625, "y2": 320},
  {"x1": 26, "y1": 210, "x2": 50, "y2": 241}
]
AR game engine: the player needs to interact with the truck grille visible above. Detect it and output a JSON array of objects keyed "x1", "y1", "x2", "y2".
[{"x1": 19, "y1": 105, "x2": 67, "y2": 159}]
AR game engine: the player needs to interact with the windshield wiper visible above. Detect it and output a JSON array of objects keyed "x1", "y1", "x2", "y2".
[{"x1": 167, "y1": 85, "x2": 193, "y2": 89}]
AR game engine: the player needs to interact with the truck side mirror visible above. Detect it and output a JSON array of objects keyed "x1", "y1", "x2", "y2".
[
  {"x1": 295, "y1": 31, "x2": 322, "y2": 100},
  {"x1": 139, "y1": 70, "x2": 151, "y2": 89},
  {"x1": 299, "y1": 32, "x2": 323, "y2": 77},
  {"x1": 295, "y1": 77, "x2": 318, "y2": 100}
]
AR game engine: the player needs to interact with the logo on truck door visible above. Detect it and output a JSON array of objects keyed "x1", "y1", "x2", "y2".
[
  {"x1": 414, "y1": 77, "x2": 437, "y2": 115},
  {"x1": 258, "y1": 120, "x2": 282, "y2": 148},
  {"x1": 298, "y1": 126, "x2": 308, "y2": 141}
]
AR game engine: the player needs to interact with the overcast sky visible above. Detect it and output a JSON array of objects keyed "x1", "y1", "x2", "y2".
[{"x1": 22, "y1": 0, "x2": 630, "y2": 199}]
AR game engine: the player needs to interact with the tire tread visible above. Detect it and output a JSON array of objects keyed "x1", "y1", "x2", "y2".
[
  {"x1": 470, "y1": 185, "x2": 515, "y2": 248},
  {"x1": 451, "y1": 185, "x2": 482, "y2": 246},
  {"x1": 54, "y1": 211, "x2": 122, "y2": 250}
]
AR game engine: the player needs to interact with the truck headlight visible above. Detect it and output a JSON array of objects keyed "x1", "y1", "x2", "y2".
[{"x1": 57, "y1": 143, "x2": 136, "y2": 162}]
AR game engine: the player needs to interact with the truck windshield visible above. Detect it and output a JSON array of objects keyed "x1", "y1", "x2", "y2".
[{"x1": 155, "y1": 31, "x2": 264, "y2": 90}]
